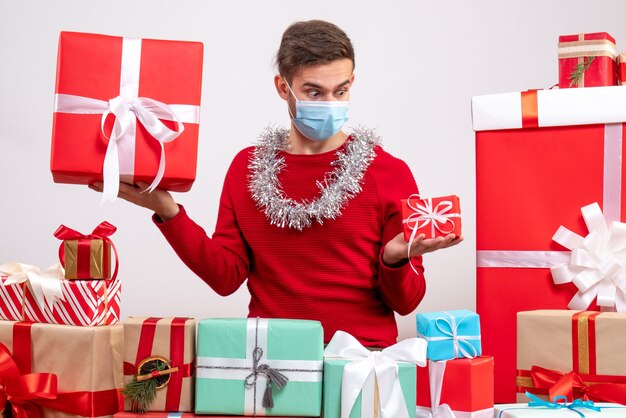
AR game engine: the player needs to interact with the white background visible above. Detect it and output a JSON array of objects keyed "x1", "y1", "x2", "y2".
[{"x1": 1, "y1": 0, "x2": 626, "y2": 340}]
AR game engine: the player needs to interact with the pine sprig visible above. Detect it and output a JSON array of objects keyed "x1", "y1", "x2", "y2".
[
  {"x1": 569, "y1": 56, "x2": 595, "y2": 87},
  {"x1": 123, "y1": 359, "x2": 169, "y2": 413}
]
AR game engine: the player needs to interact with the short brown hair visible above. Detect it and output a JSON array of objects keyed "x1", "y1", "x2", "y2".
[{"x1": 276, "y1": 20, "x2": 355, "y2": 83}]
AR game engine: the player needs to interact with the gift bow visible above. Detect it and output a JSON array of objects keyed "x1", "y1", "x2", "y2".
[
  {"x1": 418, "y1": 311, "x2": 480, "y2": 359},
  {"x1": 0, "y1": 262, "x2": 65, "y2": 311},
  {"x1": 56, "y1": 93, "x2": 186, "y2": 203},
  {"x1": 415, "y1": 360, "x2": 456, "y2": 418},
  {"x1": 403, "y1": 194, "x2": 459, "y2": 239},
  {"x1": 550, "y1": 202, "x2": 626, "y2": 311},
  {"x1": 525, "y1": 392, "x2": 600, "y2": 418},
  {"x1": 530, "y1": 365, "x2": 626, "y2": 404},
  {"x1": 324, "y1": 330, "x2": 427, "y2": 418},
  {"x1": 53, "y1": 221, "x2": 119, "y2": 280},
  {"x1": 402, "y1": 194, "x2": 460, "y2": 275},
  {"x1": 0, "y1": 342, "x2": 58, "y2": 418}
]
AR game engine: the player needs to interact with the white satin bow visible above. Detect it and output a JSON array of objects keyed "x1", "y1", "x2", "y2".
[
  {"x1": 403, "y1": 194, "x2": 459, "y2": 239},
  {"x1": 0, "y1": 262, "x2": 66, "y2": 310},
  {"x1": 415, "y1": 360, "x2": 457, "y2": 418},
  {"x1": 56, "y1": 93, "x2": 185, "y2": 202},
  {"x1": 551, "y1": 202, "x2": 626, "y2": 311},
  {"x1": 403, "y1": 194, "x2": 460, "y2": 275},
  {"x1": 324, "y1": 331, "x2": 427, "y2": 418}
]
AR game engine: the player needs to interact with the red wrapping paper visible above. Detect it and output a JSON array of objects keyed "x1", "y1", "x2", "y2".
[
  {"x1": 51, "y1": 31, "x2": 203, "y2": 191},
  {"x1": 475, "y1": 121, "x2": 626, "y2": 403},
  {"x1": 416, "y1": 357, "x2": 494, "y2": 412},
  {"x1": 0, "y1": 275, "x2": 120, "y2": 326},
  {"x1": 474, "y1": 88, "x2": 626, "y2": 403},
  {"x1": 619, "y1": 53, "x2": 626, "y2": 86},
  {"x1": 401, "y1": 195, "x2": 462, "y2": 241},
  {"x1": 558, "y1": 32, "x2": 616, "y2": 88}
]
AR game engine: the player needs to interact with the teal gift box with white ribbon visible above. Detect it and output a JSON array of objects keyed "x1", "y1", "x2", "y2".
[
  {"x1": 415, "y1": 310, "x2": 481, "y2": 361},
  {"x1": 195, "y1": 318, "x2": 323, "y2": 416},
  {"x1": 323, "y1": 331, "x2": 427, "y2": 418}
]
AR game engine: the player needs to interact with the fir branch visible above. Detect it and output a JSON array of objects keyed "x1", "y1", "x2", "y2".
[
  {"x1": 123, "y1": 359, "x2": 169, "y2": 413},
  {"x1": 569, "y1": 56, "x2": 595, "y2": 87}
]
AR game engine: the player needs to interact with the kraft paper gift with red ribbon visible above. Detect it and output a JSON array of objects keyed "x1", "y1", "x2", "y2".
[
  {"x1": 0, "y1": 262, "x2": 121, "y2": 326},
  {"x1": 471, "y1": 87, "x2": 626, "y2": 403},
  {"x1": 416, "y1": 358, "x2": 494, "y2": 418},
  {"x1": 401, "y1": 195, "x2": 461, "y2": 242},
  {"x1": 50, "y1": 31, "x2": 203, "y2": 203},
  {"x1": 517, "y1": 310, "x2": 626, "y2": 405},
  {"x1": 0, "y1": 320, "x2": 123, "y2": 418},
  {"x1": 123, "y1": 317, "x2": 195, "y2": 412},
  {"x1": 53, "y1": 221, "x2": 119, "y2": 280},
  {"x1": 558, "y1": 32, "x2": 617, "y2": 88}
]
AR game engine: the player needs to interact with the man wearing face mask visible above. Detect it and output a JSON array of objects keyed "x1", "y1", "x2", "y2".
[{"x1": 90, "y1": 20, "x2": 462, "y2": 347}]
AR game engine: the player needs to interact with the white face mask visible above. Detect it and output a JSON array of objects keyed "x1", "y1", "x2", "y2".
[{"x1": 285, "y1": 80, "x2": 350, "y2": 141}]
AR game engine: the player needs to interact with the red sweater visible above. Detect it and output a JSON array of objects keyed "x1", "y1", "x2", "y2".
[{"x1": 155, "y1": 137, "x2": 426, "y2": 347}]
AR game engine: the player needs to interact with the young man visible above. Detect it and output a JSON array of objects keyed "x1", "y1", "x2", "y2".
[{"x1": 90, "y1": 20, "x2": 461, "y2": 347}]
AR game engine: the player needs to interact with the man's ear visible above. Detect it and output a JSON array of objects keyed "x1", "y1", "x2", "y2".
[{"x1": 274, "y1": 74, "x2": 289, "y2": 101}]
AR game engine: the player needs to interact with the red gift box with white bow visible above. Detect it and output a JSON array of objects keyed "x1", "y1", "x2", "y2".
[
  {"x1": 401, "y1": 194, "x2": 462, "y2": 242},
  {"x1": 472, "y1": 87, "x2": 626, "y2": 403},
  {"x1": 50, "y1": 31, "x2": 203, "y2": 202}
]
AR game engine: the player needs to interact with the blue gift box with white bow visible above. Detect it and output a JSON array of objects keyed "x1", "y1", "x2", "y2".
[{"x1": 415, "y1": 310, "x2": 482, "y2": 361}]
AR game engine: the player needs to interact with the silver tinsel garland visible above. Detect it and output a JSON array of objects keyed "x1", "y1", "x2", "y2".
[{"x1": 248, "y1": 126, "x2": 380, "y2": 231}]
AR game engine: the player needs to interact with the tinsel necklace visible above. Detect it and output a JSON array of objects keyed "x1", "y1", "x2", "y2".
[{"x1": 248, "y1": 126, "x2": 380, "y2": 231}]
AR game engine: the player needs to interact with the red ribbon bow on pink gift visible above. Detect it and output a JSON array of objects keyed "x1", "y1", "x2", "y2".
[
  {"x1": 53, "y1": 221, "x2": 119, "y2": 280},
  {"x1": 531, "y1": 365, "x2": 626, "y2": 405}
]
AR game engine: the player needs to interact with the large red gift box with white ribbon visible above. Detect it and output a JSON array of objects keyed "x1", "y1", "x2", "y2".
[
  {"x1": 50, "y1": 31, "x2": 203, "y2": 201},
  {"x1": 471, "y1": 86, "x2": 626, "y2": 403}
]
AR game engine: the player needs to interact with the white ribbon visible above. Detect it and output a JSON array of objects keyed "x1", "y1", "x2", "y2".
[
  {"x1": 418, "y1": 312, "x2": 480, "y2": 359},
  {"x1": 475, "y1": 123, "x2": 624, "y2": 313},
  {"x1": 403, "y1": 194, "x2": 461, "y2": 275},
  {"x1": 0, "y1": 262, "x2": 65, "y2": 310},
  {"x1": 403, "y1": 194, "x2": 460, "y2": 239},
  {"x1": 54, "y1": 37, "x2": 201, "y2": 203},
  {"x1": 550, "y1": 202, "x2": 626, "y2": 311},
  {"x1": 415, "y1": 360, "x2": 456, "y2": 418},
  {"x1": 324, "y1": 330, "x2": 427, "y2": 418},
  {"x1": 196, "y1": 318, "x2": 322, "y2": 415}
]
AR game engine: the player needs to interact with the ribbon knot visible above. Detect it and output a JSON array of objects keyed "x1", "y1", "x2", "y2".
[
  {"x1": 403, "y1": 194, "x2": 460, "y2": 239},
  {"x1": 0, "y1": 262, "x2": 65, "y2": 314},
  {"x1": 551, "y1": 202, "x2": 626, "y2": 311},
  {"x1": 526, "y1": 392, "x2": 600, "y2": 418},
  {"x1": 53, "y1": 221, "x2": 119, "y2": 280},
  {"x1": 100, "y1": 95, "x2": 184, "y2": 202},
  {"x1": 417, "y1": 312, "x2": 480, "y2": 360},
  {"x1": 530, "y1": 365, "x2": 626, "y2": 405},
  {"x1": 0, "y1": 343, "x2": 58, "y2": 418},
  {"x1": 402, "y1": 195, "x2": 461, "y2": 276},
  {"x1": 244, "y1": 343, "x2": 289, "y2": 409},
  {"x1": 324, "y1": 330, "x2": 427, "y2": 418}
]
